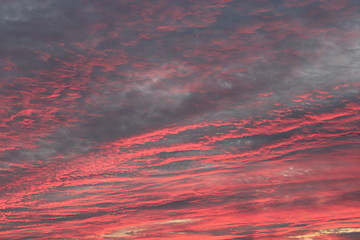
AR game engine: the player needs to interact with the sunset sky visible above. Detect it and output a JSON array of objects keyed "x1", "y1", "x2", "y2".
[{"x1": 0, "y1": 0, "x2": 359, "y2": 239}]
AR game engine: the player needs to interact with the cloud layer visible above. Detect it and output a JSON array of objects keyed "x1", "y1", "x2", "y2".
[{"x1": 0, "y1": 0, "x2": 359, "y2": 239}]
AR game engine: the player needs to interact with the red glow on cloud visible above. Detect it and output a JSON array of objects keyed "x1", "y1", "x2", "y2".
[{"x1": 0, "y1": 0, "x2": 359, "y2": 239}]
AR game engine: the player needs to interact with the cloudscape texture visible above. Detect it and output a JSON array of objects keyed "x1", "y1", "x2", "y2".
[{"x1": 0, "y1": 0, "x2": 359, "y2": 239}]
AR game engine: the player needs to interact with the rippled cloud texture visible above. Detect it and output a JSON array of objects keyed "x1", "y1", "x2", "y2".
[{"x1": 1, "y1": 0, "x2": 359, "y2": 239}]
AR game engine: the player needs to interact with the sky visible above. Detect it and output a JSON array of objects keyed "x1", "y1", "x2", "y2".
[{"x1": 0, "y1": 0, "x2": 359, "y2": 239}]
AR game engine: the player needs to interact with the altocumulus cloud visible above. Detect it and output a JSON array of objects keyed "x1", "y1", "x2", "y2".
[{"x1": 0, "y1": 0, "x2": 359, "y2": 239}]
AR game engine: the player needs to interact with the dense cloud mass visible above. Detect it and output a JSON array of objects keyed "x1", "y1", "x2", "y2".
[{"x1": 0, "y1": 0, "x2": 359, "y2": 239}]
